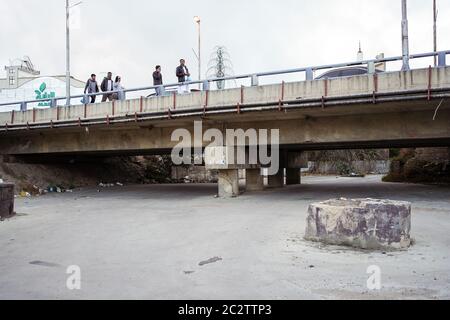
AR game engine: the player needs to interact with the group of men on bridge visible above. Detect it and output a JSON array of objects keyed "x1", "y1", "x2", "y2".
[{"x1": 83, "y1": 59, "x2": 191, "y2": 103}]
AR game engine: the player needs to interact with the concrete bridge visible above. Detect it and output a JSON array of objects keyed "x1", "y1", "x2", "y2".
[{"x1": 1, "y1": 65, "x2": 449, "y2": 196}]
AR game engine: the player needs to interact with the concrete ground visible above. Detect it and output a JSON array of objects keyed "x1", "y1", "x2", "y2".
[{"x1": 0, "y1": 175, "x2": 449, "y2": 300}]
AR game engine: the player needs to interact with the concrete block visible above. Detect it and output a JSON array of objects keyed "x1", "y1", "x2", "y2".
[
  {"x1": 305, "y1": 198, "x2": 412, "y2": 250},
  {"x1": 246, "y1": 169, "x2": 264, "y2": 192},
  {"x1": 0, "y1": 183, "x2": 15, "y2": 220},
  {"x1": 218, "y1": 169, "x2": 239, "y2": 198}
]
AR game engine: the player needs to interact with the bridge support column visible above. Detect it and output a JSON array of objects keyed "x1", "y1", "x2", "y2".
[
  {"x1": 286, "y1": 168, "x2": 301, "y2": 185},
  {"x1": 286, "y1": 151, "x2": 308, "y2": 186},
  {"x1": 218, "y1": 169, "x2": 240, "y2": 198},
  {"x1": 246, "y1": 169, "x2": 264, "y2": 192},
  {"x1": 205, "y1": 146, "x2": 249, "y2": 198},
  {"x1": 268, "y1": 169, "x2": 285, "y2": 189}
]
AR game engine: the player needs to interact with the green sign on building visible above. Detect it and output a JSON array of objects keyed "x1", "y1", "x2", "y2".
[{"x1": 35, "y1": 82, "x2": 56, "y2": 107}]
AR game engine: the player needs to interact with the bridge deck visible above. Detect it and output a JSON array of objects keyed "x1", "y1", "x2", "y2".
[{"x1": 0, "y1": 67, "x2": 449, "y2": 131}]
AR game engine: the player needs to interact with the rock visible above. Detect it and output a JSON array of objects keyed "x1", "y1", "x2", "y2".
[{"x1": 304, "y1": 198, "x2": 411, "y2": 250}]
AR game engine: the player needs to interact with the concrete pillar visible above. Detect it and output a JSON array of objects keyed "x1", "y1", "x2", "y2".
[
  {"x1": 218, "y1": 169, "x2": 239, "y2": 198},
  {"x1": 268, "y1": 168, "x2": 284, "y2": 188},
  {"x1": 286, "y1": 168, "x2": 301, "y2": 185},
  {"x1": 246, "y1": 169, "x2": 264, "y2": 192}
]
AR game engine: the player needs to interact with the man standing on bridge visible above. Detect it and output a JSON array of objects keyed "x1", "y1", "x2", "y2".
[
  {"x1": 101, "y1": 72, "x2": 114, "y2": 102},
  {"x1": 176, "y1": 59, "x2": 190, "y2": 83},
  {"x1": 176, "y1": 59, "x2": 191, "y2": 94},
  {"x1": 153, "y1": 65, "x2": 163, "y2": 96}
]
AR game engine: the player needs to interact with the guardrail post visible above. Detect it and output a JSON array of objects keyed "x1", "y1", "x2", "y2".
[
  {"x1": 251, "y1": 74, "x2": 259, "y2": 86},
  {"x1": 438, "y1": 52, "x2": 447, "y2": 67},
  {"x1": 20, "y1": 102, "x2": 27, "y2": 112},
  {"x1": 202, "y1": 80, "x2": 210, "y2": 91},
  {"x1": 367, "y1": 61, "x2": 375, "y2": 74},
  {"x1": 305, "y1": 68, "x2": 314, "y2": 81}
]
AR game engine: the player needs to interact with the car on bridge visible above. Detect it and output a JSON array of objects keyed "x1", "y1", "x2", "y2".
[{"x1": 315, "y1": 66, "x2": 383, "y2": 80}]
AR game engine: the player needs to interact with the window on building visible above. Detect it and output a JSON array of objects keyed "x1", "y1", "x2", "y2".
[
  {"x1": 9, "y1": 69, "x2": 15, "y2": 75},
  {"x1": 9, "y1": 76, "x2": 15, "y2": 86}
]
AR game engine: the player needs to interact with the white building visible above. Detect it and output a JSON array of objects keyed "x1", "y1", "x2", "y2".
[{"x1": 0, "y1": 57, "x2": 85, "y2": 110}]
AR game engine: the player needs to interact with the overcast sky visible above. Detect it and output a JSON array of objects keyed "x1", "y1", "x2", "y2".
[{"x1": 1, "y1": 0, "x2": 449, "y2": 88}]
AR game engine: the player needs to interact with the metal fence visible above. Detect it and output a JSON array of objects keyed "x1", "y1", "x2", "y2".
[{"x1": 0, "y1": 50, "x2": 448, "y2": 112}]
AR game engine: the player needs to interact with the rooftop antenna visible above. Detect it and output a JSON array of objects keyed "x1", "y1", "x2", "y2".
[{"x1": 357, "y1": 41, "x2": 364, "y2": 61}]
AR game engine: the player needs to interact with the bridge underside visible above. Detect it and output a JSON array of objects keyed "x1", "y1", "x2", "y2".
[{"x1": 0, "y1": 99, "x2": 449, "y2": 158}]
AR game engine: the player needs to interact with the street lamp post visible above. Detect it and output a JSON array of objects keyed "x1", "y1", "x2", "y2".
[
  {"x1": 65, "y1": 1, "x2": 82, "y2": 107},
  {"x1": 433, "y1": 0, "x2": 438, "y2": 67},
  {"x1": 194, "y1": 16, "x2": 201, "y2": 90},
  {"x1": 66, "y1": 0, "x2": 70, "y2": 106},
  {"x1": 401, "y1": 0, "x2": 410, "y2": 71}
]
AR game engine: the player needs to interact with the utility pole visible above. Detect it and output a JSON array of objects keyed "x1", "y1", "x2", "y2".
[
  {"x1": 66, "y1": 0, "x2": 71, "y2": 106},
  {"x1": 194, "y1": 16, "x2": 201, "y2": 90},
  {"x1": 433, "y1": 0, "x2": 438, "y2": 67},
  {"x1": 401, "y1": 0, "x2": 410, "y2": 71},
  {"x1": 65, "y1": 1, "x2": 82, "y2": 107}
]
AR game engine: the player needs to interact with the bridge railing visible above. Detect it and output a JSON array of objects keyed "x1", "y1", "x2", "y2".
[{"x1": 0, "y1": 50, "x2": 448, "y2": 112}]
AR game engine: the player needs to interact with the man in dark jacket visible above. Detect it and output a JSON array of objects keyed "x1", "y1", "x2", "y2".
[
  {"x1": 101, "y1": 72, "x2": 114, "y2": 102},
  {"x1": 176, "y1": 59, "x2": 190, "y2": 83},
  {"x1": 84, "y1": 74, "x2": 99, "y2": 103},
  {"x1": 153, "y1": 65, "x2": 163, "y2": 96}
]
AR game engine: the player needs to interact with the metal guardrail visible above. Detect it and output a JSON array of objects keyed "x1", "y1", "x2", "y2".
[{"x1": 0, "y1": 50, "x2": 448, "y2": 112}]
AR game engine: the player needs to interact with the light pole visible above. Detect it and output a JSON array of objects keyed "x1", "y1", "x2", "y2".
[
  {"x1": 433, "y1": 0, "x2": 438, "y2": 67},
  {"x1": 66, "y1": 1, "x2": 82, "y2": 107},
  {"x1": 194, "y1": 16, "x2": 201, "y2": 90},
  {"x1": 401, "y1": 0, "x2": 410, "y2": 71}
]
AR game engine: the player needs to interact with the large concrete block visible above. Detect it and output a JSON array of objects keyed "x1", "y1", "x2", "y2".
[
  {"x1": 305, "y1": 198, "x2": 411, "y2": 250},
  {"x1": 0, "y1": 183, "x2": 15, "y2": 220}
]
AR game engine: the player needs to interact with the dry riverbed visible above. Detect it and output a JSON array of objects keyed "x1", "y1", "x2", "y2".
[{"x1": 0, "y1": 175, "x2": 449, "y2": 300}]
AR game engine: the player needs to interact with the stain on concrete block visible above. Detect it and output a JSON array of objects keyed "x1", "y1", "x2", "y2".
[{"x1": 305, "y1": 198, "x2": 411, "y2": 250}]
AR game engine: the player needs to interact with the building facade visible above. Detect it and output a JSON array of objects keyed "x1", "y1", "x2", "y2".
[{"x1": 0, "y1": 57, "x2": 85, "y2": 109}]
